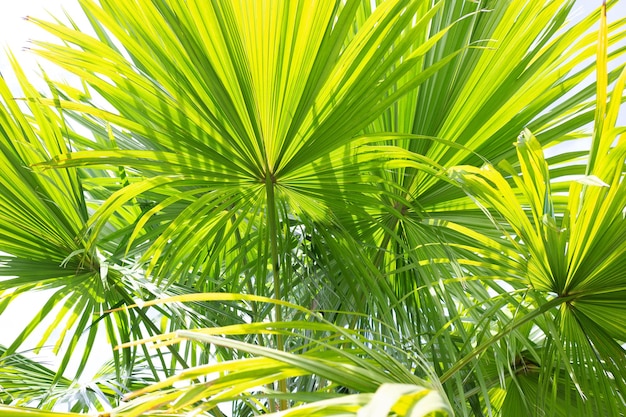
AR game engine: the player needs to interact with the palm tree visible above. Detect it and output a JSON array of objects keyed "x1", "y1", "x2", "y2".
[{"x1": 0, "y1": 0, "x2": 624, "y2": 416}]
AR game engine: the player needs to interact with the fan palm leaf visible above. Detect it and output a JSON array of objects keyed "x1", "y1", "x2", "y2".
[
  {"x1": 0, "y1": 57, "x2": 215, "y2": 395},
  {"x1": 28, "y1": 0, "x2": 462, "y2": 344},
  {"x1": 447, "y1": 9, "x2": 626, "y2": 409}
]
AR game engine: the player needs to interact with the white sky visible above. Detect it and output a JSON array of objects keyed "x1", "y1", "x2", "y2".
[
  {"x1": 0, "y1": 0, "x2": 625, "y2": 380},
  {"x1": 1, "y1": 1, "x2": 625, "y2": 88},
  {"x1": 0, "y1": 1, "x2": 83, "y2": 85}
]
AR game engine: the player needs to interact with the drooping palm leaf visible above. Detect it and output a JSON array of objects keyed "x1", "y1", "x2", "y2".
[{"x1": 96, "y1": 293, "x2": 451, "y2": 417}]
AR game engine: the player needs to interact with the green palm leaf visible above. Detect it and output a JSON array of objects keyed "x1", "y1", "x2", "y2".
[
  {"x1": 99, "y1": 294, "x2": 451, "y2": 417},
  {"x1": 448, "y1": 37, "x2": 626, "y2": 413},
  {"x1": 30, "y1": 0, "x2": 458, "y2": 291},
  {"x1": 0, "y1": 58, "x2": 199, "y2": 394}
]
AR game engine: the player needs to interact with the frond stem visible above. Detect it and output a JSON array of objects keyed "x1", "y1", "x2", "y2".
[{"x1": 264, "y1": 170, "x2": 288, "y2": 411}]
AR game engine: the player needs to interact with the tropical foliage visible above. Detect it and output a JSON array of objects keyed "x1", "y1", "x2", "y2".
[{"x1": 0, "y1": 0, "x2": 625, "y2": 416}]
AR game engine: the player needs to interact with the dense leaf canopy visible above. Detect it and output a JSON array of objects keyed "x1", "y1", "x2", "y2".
[{"x1": 0, "y1": 1, "x2": 625, "y2": 416}]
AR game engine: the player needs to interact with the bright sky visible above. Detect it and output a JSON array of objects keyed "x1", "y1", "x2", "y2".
[
  {"x1": 0, "y1": 1, "x2": 82, "y2": 86},
  {"x1": 1, "y1": 1, "x2": 625, "y2": 87},
  {"x1": 0, "y1": 0, "x2": 625, "y2": 380}
]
